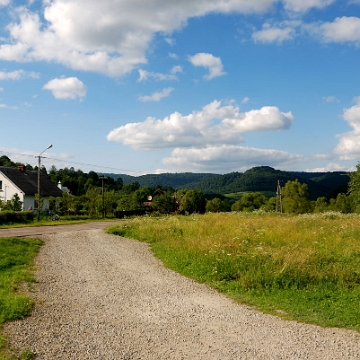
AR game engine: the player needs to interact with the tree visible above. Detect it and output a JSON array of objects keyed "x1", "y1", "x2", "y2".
[
  {"x1": 180, "y1": 190, "x2": 206, "y2": 214},
  {"x1": 282, "y1": 179, "x2": 310, "y2": 214},
  {"x1": 231, "y1": 192, "x2": 267, "y2": 212},
  {"x1": 348, "y1": 163, "x2": 360, "y2": 212},
  {"x1": 10, "y1": 193, "x2": 23, "y2": 211},
  {"x1": 152, "y1": 191, "x2": 175, "y2": 213},
  {"x1": 206, "y1": 198, "x2": 222, "y2": 212},
  {"x1": 314, "y1": 197, "x2": 328, "y2": 213}
]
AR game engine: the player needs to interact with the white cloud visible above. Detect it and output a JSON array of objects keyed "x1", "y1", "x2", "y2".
[
  {"x1": 252, "y1": 24, "x2": 296, "y2": 43},
  {"x1": 0, "y1": 0, "x2": 276, "y2": 76},
  {"x1": 161, "y1": 145, "x2": 303, "y2": 173},
  {"x1": 241, "y1": 97, "x2": 250, "y2": 104},
  {"x1": 0, "y1": 87, "x2": 3, "y2": 91},
  {"x1": 322, "y1": 95, "x2": 339, "y2": 103},
  {"x1": 282, "y1": 0, "x2": 335, "y2": 13},
  {"x1": 0, "y1": 0, "x2": 10, "y2": 6},
  {"x1": 138, "y1": 66, "x2": 182, "y2": 82},
  {"x1": 0, "y1": 103, "x2": 17, "y2": 109},
  {"x1": 138, "y1": 87, "x2": 174, "y2": 102},
  {"x1": 334, "y1": 97, "x2": 360, "y2": 160},
  {"x1": 188, "y1": 53, "x2": 226, "y2": 80},
  {"x1": 43, "y1": 77, "x2": 87, "y2": 99},
  {"x1": 165, "y1": 38, "x2": 175, "y2": 46},
  {"x1": 310, "y1": 17, "x2": 360, "y2": 45},
  {"x1": 0, "y1": 69, "x2": 39, "y2": 80},
  {"x1": 168, "y1": 52, "x2": 178, "y2": 59},
  {"x1": 107, "y1": 100, "x2": 294, "y2": 150},
  {"x1": 307, "y1": 163, "x2": 347, "y2": 172}
]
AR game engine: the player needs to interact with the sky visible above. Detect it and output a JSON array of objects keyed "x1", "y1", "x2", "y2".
[{"x1": 0, "y1": 0, "x2": 360, "y2": 175}]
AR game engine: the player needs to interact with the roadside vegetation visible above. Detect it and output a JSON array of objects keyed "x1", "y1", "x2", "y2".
[
  {"x1": 0, "y1": 237, "x2": 42, "y2": 360},
  {"x1": 107, "y1": 212, "x2": 360, "y2": 331}
]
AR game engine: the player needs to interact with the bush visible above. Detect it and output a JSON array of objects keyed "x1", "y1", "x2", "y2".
[{"x1": 0, "y1": 211, "x2": 34, "y2": 224}]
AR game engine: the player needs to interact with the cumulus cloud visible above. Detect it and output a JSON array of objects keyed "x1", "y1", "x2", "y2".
[
  {"x1": 161, "y1": 145, "x2": 303, "y2": 173},
  {"x1": 43, "y1": 77, "x2": 87, "y2": 99},
  {"x1": 0, "y1": 0, "x2": 276, "y2": 76},
  {"x1": 138, "y1": 66, "x2": 182, "y2": 82},
  {"x1": 252, "y1": 24, "x2": 297, "y2": 43},
  {"x1": 0, "y1": 0, "x2": 10, "y2": 6},
  {"x1": 334, "y1": 97, "x2": 360, "y2": 159},
  {"x1": 188, "y1": 53, "x2": 226, "y2": 80},
  {"x1": 310, "y1": 17, "x2": 360, "y2": 45},
  {"x1": 138, "y1": 87, "x2": 174, "y2": 102},
  {"x1": 282, "y1": 0, "x2": 335, "y2": 13},
  {"x1": 107, "y1": 100, "x2": 294, "y2": 150},
  {"x1": 0, "y1": 69, "x2": 39, "y2": 80}
]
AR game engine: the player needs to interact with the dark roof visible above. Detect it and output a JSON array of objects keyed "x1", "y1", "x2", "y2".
[{"x1": 0, "y1": 166, "x2": 63, "y2": 197}]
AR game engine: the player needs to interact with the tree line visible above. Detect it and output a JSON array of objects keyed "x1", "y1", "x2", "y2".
[{"x1": 1, "y1": 155, "x2": 360, "y2": 216}]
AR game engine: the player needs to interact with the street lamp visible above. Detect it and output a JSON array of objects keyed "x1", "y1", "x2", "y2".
[{"x1": 36, "y1": 144, "x2": 53, "y2": 220}]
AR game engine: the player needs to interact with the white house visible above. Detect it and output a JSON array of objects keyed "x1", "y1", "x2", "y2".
[{"x1": 0, "y1": 165, "x2": 63, "y2": 211}]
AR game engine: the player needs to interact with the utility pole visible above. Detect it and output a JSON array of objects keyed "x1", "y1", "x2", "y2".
[
  {"x1": 36, "y1": 144, "x2": 53, "y2": 221},
  {"x1": 99, "y1": 176, "x2": 107, "y2": 218},
  {"x1": 276, "y1": 180, "x2": 282, "y2": 213}
]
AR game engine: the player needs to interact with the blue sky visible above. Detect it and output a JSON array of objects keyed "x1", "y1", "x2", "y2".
[{"x1": 0, "y1": 0, "x2": 360, "y2": 175}]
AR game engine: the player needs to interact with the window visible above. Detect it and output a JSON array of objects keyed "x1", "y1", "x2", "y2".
[{"x1": 0, "y1": 180, "x2": 2, "y2": 191}]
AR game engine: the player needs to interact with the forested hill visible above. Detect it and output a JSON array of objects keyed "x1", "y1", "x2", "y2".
[{"x1": 104, "y1": 166, "x2": 349, "y2": 199}]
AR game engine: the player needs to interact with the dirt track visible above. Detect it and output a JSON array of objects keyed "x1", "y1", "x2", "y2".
[
  {"x1": 0, "y1": 221, "x2": 123, "y2": 237},
  {"x1": 3, "y1": 228, "x2": 360, "y2": 359}
]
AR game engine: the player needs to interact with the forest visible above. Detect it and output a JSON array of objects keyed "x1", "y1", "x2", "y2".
[{"x1": 0, "y1": 155, "x2": 359, "y2": 217}]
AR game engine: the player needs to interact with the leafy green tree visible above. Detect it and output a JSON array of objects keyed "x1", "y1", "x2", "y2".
[
  {"x1": 180, "y1": 190, "x2": 206, "y2": 214},
  {"x1": 85, "y1": 187, "x2": 102, "y2": 217},
  {"x1": 282, "y1": 179, "x2": 310, "y2": 214},
  {"x1": 348, "y1": 163, "x2": 360, "y2": 212},
  {"x1": 328, "y1": 193, "x2": 352, "y2": 213},
  {"x1": 131, "y1": 186, "x2": 152, "y2": 210},
  {"x1": 116, "y1": 193, "x2": 133, "y2": 211},
  {"x1": 10, "y1": 193, "x2": 22, "y2": 211},
  {"x1": 206, "y1": 198, "x2": 222, "y2": 212},
  {"x1": 231, "y1": 192, "x2": 267, "y2": 212},
  {"x1": 104, "y1": 190, "x2": 119, "y2": 215},
  {"x1": 314, "y1": 197, "x2": 328, "y2": 213},
  {"x1": 152, "y1": 191, "x2": 175, "y2": 213}
]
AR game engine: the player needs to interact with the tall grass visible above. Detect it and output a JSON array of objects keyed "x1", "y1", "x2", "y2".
[
  {"x1": 107, "y1": 212, "x2": 360, "y2": 330},
  {"x1": 0, "y1": 237, "x2": 43, "y2": 359}
]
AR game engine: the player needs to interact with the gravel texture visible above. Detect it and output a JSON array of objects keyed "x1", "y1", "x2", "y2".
[{"x1": 4, "y1": 229, "x2": 360, "y2": 359}]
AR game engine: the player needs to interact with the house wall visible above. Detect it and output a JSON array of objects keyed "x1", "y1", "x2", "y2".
[
  {"x1": 23, "y1": 195, "x2": 35, "y2": 211},
  {"x1": 0, "y1": 173, "x2": 25, "y2": 209}
]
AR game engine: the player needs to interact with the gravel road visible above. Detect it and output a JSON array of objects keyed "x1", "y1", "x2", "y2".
[{"x1": 4, "y1": 229, "x2": 360, "y2": 359}]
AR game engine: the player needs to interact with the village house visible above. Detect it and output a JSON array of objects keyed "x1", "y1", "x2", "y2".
[{"x1": 0, "y1": 165, "x2": 62, "y2": 211}]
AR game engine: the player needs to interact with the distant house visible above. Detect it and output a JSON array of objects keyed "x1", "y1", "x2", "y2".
[{"x1": 0, "y1": 166, "x2": 62, "y2": 211}]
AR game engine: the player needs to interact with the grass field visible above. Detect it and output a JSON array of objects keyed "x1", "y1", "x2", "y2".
[
  {"x1": 107, "y1": 211, "x2": 360, "y2": 331},
  {"x1": 0, "y1": 237, "x2": 43, "y2": 360}
]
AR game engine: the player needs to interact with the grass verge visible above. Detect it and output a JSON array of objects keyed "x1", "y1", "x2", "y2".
[
  {"x1": 0, "y1": 237, "x2": 43, "y2": 360},
  {"x1": 107, "y1": 212, "x2": 360, "y2": 331}
]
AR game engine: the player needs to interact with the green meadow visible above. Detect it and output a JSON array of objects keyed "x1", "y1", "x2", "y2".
[{"x1": 107, "y1": 212, "x2": 360, "y2": 331}]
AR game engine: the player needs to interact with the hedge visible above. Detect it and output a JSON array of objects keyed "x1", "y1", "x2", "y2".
[{"x1": 0, "y1": 211, "x2": 34, "y2": 224}]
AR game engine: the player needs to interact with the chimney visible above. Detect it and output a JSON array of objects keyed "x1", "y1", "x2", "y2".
[
  {"x1": 58, "y1": 181, "x2": 62, "y2": 189},
  {"x1": 17, "y1": 165, "x2": 26, "y2": 172}
]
